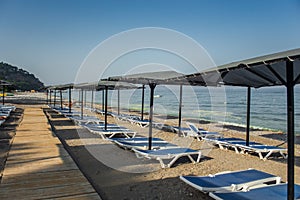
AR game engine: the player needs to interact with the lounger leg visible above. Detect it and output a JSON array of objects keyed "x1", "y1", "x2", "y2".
[
  {"x1": 165, "y1": 155, "x2": 180, "y2": 168},
  {"x1": 187, "y1": 155, "x2": 196, "y2": 163},
  {"x1": 196, "y1": 152, "x2": 201, "y2": 163},
  {"x1": 99, "y1": 133, "x2": 106, "y2": 140},
  {"x1": 218, "y1": 144, "x2": 225, "y2": 149},
  {"x1": 233, "y1": 146, "x2": 240, "y2": 154},
  {"x1": 108, "y1": 133, "x2": 117, "y2": 138},
  {"x1": 263, "y1": 151, "x2": 274, "y2": 160},
  {"x1": 280, "y1": 151, "x2": 288, "y2": 159},
  {"x1": 157, "y1": 158, "x2": 168, "y2": 168},
  {"x1": 257, "y1": 152, "x2": 264, "y2": 160}
]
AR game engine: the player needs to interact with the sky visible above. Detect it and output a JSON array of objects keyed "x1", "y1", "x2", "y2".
[{"x1": 0, "y1": 0, "x2": 300, "y2": 85}]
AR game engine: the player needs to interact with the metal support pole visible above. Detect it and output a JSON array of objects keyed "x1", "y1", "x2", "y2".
[
  {"x1": 49, "y1": 90, "x2": 52, "y2": 106},
  {"x1": 68, "y1": 87, "x2": 72, "y2": 113},
  {"x1": 117, "y1": 89, "x2": 120, "y2": 115},
  {"x1": 91, "y1": 90, "x2": 94, "y2": 109},
  {"x1": 178, "y1": 85, "x2": 183, "y2": 136},
  {"x1": 53, "y1": 90, "x2": 56, "y2": 108},
  {"x1": 78, "y1": 90, "x2": 81, "y2": 105},
  {"x1": 141, "y1": 85, "x2": 145, "y2": 120},
  {"x1": 105, "y1": 86, "x2": 108, "y2": 130},
  {"x1": 60, "y1": 90, "x2": 63, "y2": 110},
  {"x1": 246, "y1": 87, "x2": 251, "y2": 146},
  {"x1": 286, "y1": 60, "x2": 295, "y2": 200},
  {"x1": 102, "y1": 90, "x2": 105, "y2": 112},
  {"x1": 84, "y1": 90, "x2": 87, "y2": 107},
  {"x1": 46, "y1": 90, "x2": 48, "y2": 105},
  {"x1": 148, "y1": 83, "x2": 156, "y2": 150},
  {"x1": 2, "y1": 85, "x2": 5, "y2": 105},
  {"x1": 81, "y1": 89, "x2": 84, "y2": 119}
]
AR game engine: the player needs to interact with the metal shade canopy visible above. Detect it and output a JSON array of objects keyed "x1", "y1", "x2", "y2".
[
  {"x1": 185, "y1": 48, "x2": 300, "y2": 88},
  {"x1": 108, "y1": 70, "x2": 187, "y2": 85},
  {"x1": 107, "y1": 70, "x2": 190, "y2": 150},
  {"x1": 184, "y1": 48, "x2": 300, "y2": 200},
  {"x1": 0, "y1": 80, "x2": 12, "y2": 105},
  {"x1": 75, "y1": 81, "x2": 139, "y2": 129},
  {"x1": 46, "y1": 83, "x2": 74, "y2": 112}
]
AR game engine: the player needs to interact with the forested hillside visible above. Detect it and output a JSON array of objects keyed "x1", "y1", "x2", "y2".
[{"x1": 0, "y1": 62, "x2": 44, "y2": 91}]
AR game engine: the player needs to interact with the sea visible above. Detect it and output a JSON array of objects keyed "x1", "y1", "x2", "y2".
[{"x1": 66, "y1": 85, "x2": 300, "y2": 135}]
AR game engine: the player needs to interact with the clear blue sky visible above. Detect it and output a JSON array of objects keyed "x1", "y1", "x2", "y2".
[{"x1": 0, "y1": 0, "x2": 300, "y2": 85}]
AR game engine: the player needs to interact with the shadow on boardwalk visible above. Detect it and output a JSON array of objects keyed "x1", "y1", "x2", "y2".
[{"x1": 0, "y1": 108, "x2": 24, "y2": 181}]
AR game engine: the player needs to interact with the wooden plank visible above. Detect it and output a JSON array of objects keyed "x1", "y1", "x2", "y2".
[
  {"x1": 0, "y1": 182, "x2": 97, "y2": 199},
  {"x1": 0, "y1": 107, "x2": 101, "y2": 199},
  {"x1": 4, "y1": 158, "x2": 78, "y2": 175},
  {"x1": 52, "y1": 193, "x2": 101, "y2": 200},
  {"x1": 0, "y1": 173, "x2": 89, "y2": 190},
  {"x1": 2, "y1": 169, "x2": 84, "y2": 183}
]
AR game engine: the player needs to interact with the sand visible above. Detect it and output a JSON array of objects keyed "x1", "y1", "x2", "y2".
[{"x1": 1, "y1": 92, "x2": 300, "y2": 199}]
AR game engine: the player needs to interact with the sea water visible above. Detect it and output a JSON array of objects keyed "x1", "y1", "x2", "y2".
[{"x1": 68, "y1": 85, "x2": 300, "y2": 134}]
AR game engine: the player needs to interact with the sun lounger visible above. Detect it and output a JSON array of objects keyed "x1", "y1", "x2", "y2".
[
  {"x1": 84, "y1": 125, "x2": 137, "y2": 139},
  {"x1": 0, "y1": 105, "x2": 16, "y2": 111},
  {"x1": 133, "y1": 147, "x2": 201, "y2": 168},
  {"x1": 128, "y1": 118, "x2": 150, "y2": 127},
  {"x1": 238, "y1": 144, "x2": 288, "y2": 160},
  {"x1": 186, "y1": 122, "x2": 223, "y2": 141},
  {"x1": 112, "y1": 140, "x2": 177, "y2": 150},
  {"x1": 171, "y1": 126, "x2": 192, "y2": 135},
  {"x1": 95, "y1": 109, "x2": 114, "y2": 116},
  {"x1": 180, "y1": 169, "x2": 280, "y2": 193},
  {"x1": 224, "y1": 140, "x2": 262, "y2": 154},
  {"x1": 0, "y1": 111, "x2": 10, "y2": 117},
  {"x1": 92, "y1": 129, "x2": 136, "y2": 139},
  {"x1": 82, "y1": 123, "x2": 122, "y2": 130},
  {"x1": 209, "y1": 183, "x2": 300, "y2": 200},
  {"x1": 204, "y1": 137, "x2": 248, "y2": 150},
  {"x1": 114, "y1": 114, "x2": 140, "y2": 121},
  {"x1": 69, "y1": 115, "x2": 103, "y2": 124},
  {"x1": 109, "y1": 137, "x2": 168, "y2": 143},
  {"x1": 59, "y1": 110, "x2": 82, "y2": 117},
  {"x1": 204, "y1": 137, "x2": 287, "y2": 160}
]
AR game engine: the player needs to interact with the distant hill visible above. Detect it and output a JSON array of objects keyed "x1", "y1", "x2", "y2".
[{"x1": 0, "y1": 62, "x2": 44, "y2": 91}]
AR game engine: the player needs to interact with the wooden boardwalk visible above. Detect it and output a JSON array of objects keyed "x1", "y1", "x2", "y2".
[{"x1": 0, "y1": 107, "x2": 101, "y2": 199}]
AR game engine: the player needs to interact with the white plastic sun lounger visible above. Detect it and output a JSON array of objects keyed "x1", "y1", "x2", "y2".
[
  {"x1": 186, "y1": 122, "x2": 223, "y2": 141},
  {"x1": 180, "y1": 169, "x2": 281, "y2": 193},
  {"x1": 109, "y1": 137, "x2": 168, "y2": 143},
  {"x1": 204, "y1": 137, "x2": 248, "y2": 150},
  {"x1": 224, "y1": 140, "x2": 262, "y2": 154},
  {"x1": 82, "y1": 123, "x2": 123, "y2": 130},
  {"x1": 0, "y1": 105, "x2": 16, "y2": 111},
  {"x1": 69, "y1": 115, "x2": 103, "y2": 125},
  {"x1": 128, "y1": 118, "x2": 150, "y2": 127},
  {"x1": 171, "y1": 126, "x2": 192, "y2": 135},
  {"x1": 133, "y1": 147, "x2": 201, "y2": 168},
  {"x1": 112, "y1": 140, "x2": 177, "y2": 150},
  {"x1": 91, "y1": 129, "x2": 136, "y2": 139},
  {"x1": 209, "y1": 183, "x2": 300, "y2": 200},
  {"x1": 238, "y1": 144, "x2": 288, "y2": 160}
]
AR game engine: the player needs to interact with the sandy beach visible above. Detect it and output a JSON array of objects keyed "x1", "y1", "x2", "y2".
[{"x1": 1, "y1": 92, "x2": 300, "y2": 199}]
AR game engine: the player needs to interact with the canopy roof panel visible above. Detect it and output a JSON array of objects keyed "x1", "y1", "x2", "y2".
[
  {"x1": 107, "y1": 70, "x2": 190, "y2": 85},
  {"x1": 73, "y1": 81, "x2": 139, "y2": 91},
  {"x1": 47, "y1": 83, "x2": 74, "y2": 90},
  {"x1": 185, "y1": 48, "x2": 300, "y2": 88}
]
